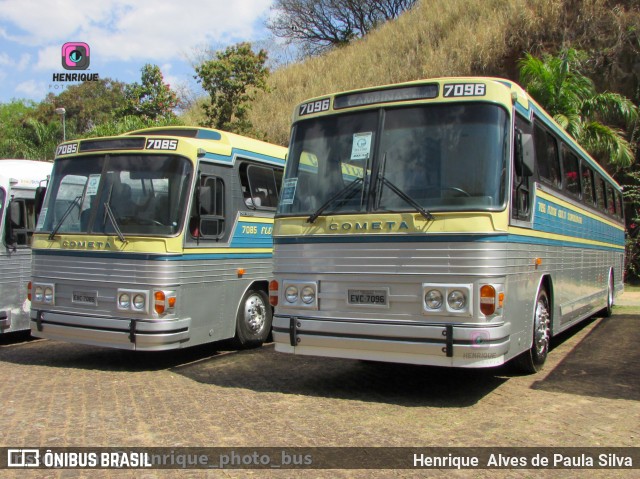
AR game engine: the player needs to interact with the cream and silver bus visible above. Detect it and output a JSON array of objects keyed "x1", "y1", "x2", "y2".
[
  {"x1": 30, "y1": 127, "x2": 286, "y2": 350},
  {"x1": 270, "y1": 77, "x2": 625, "y2": 373},
  {"x1": 1, "y1": 159, "x2": 51, "y2": 334}
]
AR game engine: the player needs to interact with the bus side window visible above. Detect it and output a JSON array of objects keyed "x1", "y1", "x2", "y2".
[
  {"x1": 190, "y1": 175, "x2": 225, "y2": 240},
  {"x1": 6, "y1": 198, "x2": 35, "y2": 247},
  {"x1": 240, "y1": 163, "x2": 280, "y2": 209}
]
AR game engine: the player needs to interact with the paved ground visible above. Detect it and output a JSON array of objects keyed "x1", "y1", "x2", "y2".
[{"x1": 0, "y1": 293, "x2": 638, "y2": 479}]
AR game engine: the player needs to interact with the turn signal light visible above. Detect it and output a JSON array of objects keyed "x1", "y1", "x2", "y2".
[
  {"x1": 155, "y1": 291, "x2": 166, "y2": 314},
  {"x1": 269, "y1": 280, "x2": 278, "y2": 306},
  {"x1": 480, "y1": 285, "x2": 496, "y2": 316},
  {"x1": 27, "y1": 281, "x2": 32, "y2": 301}
]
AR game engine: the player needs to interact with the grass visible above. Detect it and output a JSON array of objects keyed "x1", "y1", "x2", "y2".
[
  {"x1": 624, "y1": 284, "x2": 640, "y2": 293},
  {"x1": 181, "y1": 0, "x2": 639, "y2": 146}
]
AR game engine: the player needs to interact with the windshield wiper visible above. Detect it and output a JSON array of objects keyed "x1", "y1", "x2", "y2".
[
  {"x1": 102, "y1": 184, "x2": 127, "y2": 243},
  {"x1": 375, "y1": 153, "x2": 434, "y2": 221},
  {"x1": 307, "y1": 177, "x2": 363, "y2": 224},
  {"x1": 48, "y1": 195, "x2": 82, "y2": 240}
]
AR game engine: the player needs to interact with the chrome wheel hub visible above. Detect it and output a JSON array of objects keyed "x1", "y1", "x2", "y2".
[
  {"x1": 244, "y1": 295, "x2": 266, "y2": 332},
  {"x1": 534, "y1": 296, "x2": 550, "y2": 356}
]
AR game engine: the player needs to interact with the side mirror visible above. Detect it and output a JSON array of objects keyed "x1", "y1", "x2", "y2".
[
  {"x1": 4, "y1": 199, "x2": 17, "y2": 250},
  {"x1": 35, "y1": 186, "x2": 46, "y2": 218}
]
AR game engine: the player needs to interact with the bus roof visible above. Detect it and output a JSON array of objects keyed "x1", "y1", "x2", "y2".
[
  {"x1": 0, "y1": 159, "x2": 52, "y2": 189},
  {"x1": 53, "y1": 126, "x2": 287, "y2": 167}
]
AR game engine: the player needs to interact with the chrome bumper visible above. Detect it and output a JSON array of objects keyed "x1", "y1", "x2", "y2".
[
  {"x1": 273, "y1": 315, "x2": 511, "y2": 367},
  {"x1": 30, "y1": 310, "x2": 191, "y2": 351}
]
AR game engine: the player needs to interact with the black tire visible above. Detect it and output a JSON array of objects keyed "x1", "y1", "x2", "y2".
[
  {"x1": 514, "y1": 288, "x2": 551, "y2": 374},
  {"x1": 233, "y1": 289, "x2": 272, "y2": 349},
  {"x1": 601, "y1": 271, "x2": 614, "y2": 318}
]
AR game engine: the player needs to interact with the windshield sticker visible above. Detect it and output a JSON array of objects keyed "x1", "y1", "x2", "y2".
[
  {"x1": 351, "y1": 132, "x2": 372, "y2": 161},
  {"x1": 281, "y1": 178, "x2": 298, "y2": 205},
  {"x1": 85, "y1": 174, "x2": 101, "y2": 196}
]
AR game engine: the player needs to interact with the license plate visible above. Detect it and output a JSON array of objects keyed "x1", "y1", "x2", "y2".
[
  {"x1": 72, "y1": 291, "x2": 97, "y2": 306},
  {"x1": 348, "y1": 289, "x2": 388, "y2": 306}
]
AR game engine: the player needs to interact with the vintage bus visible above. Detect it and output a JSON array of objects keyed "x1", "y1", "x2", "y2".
[
  {"x1": 269, "y1": 77, "x2": 625, "y2": 373},
  {"x1": 30, "y1": 127, "x2": 286, "y2": 350},
  {"x1": 1, "y1": 159, "x2": 52, "y2": 334}
]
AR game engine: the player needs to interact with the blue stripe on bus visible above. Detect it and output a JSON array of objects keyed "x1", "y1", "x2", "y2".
[
  {"x1": 229, "y1": 222, "x2": 274, "y2": 248},
  {"x1": 33, "y1": 250, "x2": 272, "y2": 261},
  {"x1": 273, "y1": 233, "x2": 623, "y2": 251},
  {"x1": 533, "y1": 198, "x2": 625, "y2": 246},
  {"x1": 201, "y1": 147, "x2": 286, "y2": 166}
]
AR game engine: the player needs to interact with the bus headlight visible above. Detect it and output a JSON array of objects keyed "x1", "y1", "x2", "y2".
[
  {"x1": 34, "y1": 286, "x2": 44, "y2": 303},
  {"x1": 132, "y1": 294, "x2": 146, "y2": 311},
  {"x1": 117, "y1": 289, "x2": 149, "y2": 313},
  {"x1": 425, "y1": 289, "x2": 443, "y2": 310},
  {"x1": 118, "y1": 293, "x2": 130, "y2": 309},
  {"x1": 44, "y1": 287, "x2": 54, "y2": 304},
  {"x1": 447, "y1": 290, "x2": 466, "y2": 310},
  {"x1": 285, "y1": 286, "x2": 299, "y2": 303},
  {"x1": 301, "y1": 286, "x2": 315, "y2": 304},
  {"x1": 31, "y1": 282, "x2": 55, "y2": 305},
  {"x1": 423, "y1": 283, "x2": 473, "y2": 316},
  {"x1": 281, "y1": 281, "x2": 318, "y2": 309}
]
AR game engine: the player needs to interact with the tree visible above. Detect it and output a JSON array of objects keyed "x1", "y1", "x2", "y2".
[
  {"x1": 194, "y1": 43, "x2": 269, "y2": 134},
  {"x1": 82, "y1": 115, "x2": 182, "y2": 138},
  {"x1": 36, "y1": 79, "x2": 127, "y2": 136},
  {"x1": 518, "y1": 49, "x2": 638, "y2": 167},
  {"x1": 0, "y1": 117, "x2": 60, "y2": 161},
  {"x1": 267, "y1": 0, "x2": 417, "y2": 55},
  {"x1": 120, "y1": 64, "x2": 178, "y2": 121}
]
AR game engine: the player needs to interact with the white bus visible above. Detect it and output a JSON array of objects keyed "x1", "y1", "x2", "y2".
[{"x1": 0, "y1": 159, "x2": 52, "y2": 334}]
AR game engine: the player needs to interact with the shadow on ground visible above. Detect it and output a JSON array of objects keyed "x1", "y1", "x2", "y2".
[
  {"x1": 171, "y1": 345, "x2": 512, "y2": 408},
  {"x1": 532, "y1": 314, "x2": 640, "y2": 401}
]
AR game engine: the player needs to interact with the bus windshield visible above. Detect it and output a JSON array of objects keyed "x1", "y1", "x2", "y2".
[
  {"x1": 38, "y1": 154, "x2": 193, "y2": 237},
  {"x1": 279, "y1": 103, "x2": 509, "y2": 216}
]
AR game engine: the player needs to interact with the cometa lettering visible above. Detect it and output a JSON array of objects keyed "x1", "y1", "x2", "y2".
[
  {"x1": 62, "y1": 240, "x2": 112, "y2": 249},
  {"x1": 329, "y1": 221, "x2": 409, "y2": 231}
]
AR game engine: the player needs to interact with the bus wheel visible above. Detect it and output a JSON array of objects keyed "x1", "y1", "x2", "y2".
[
  {"x1": 515, "y1": 288, "x2": 551, "y2": 374},
  {"x1": 234, "y1": 289, "x2": 272, "y2": 349},
  {"x1": 601, "y1": 272, "x2": 614, "y2": 318}
]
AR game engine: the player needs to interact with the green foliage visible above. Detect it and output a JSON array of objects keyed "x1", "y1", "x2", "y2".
[
  {"x1": 195, "y1": 43, "x2": 269, "y2": 135},
  {"x1": 120, "y1": 64, "x2": 178, "y2": 121},
  {"x1": 0, "y1": 100, "x2": 60, "y2": 160},
  {"x1": 37, "y1": 79, "x2": 127, "y2": 136},
  {"x1": 622, "y1": 170, "x2": 640, "y2": 282},
  {"x1": 0, "y1": 116, "x2": 61, "y2": 161},
  {"x1": 81, "y1": 115, "x2": 183, "y2": 138},
  {"x1": 518, "y1": 48, "x2": 638, "y2": 167}
]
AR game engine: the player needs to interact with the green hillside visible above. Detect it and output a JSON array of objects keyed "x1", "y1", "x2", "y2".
[{"x1": 237, "y1": 0, "x2": 639, "y2": 146}]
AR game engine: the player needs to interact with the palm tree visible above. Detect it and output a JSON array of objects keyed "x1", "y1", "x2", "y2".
[{"x1": 518, "y1": 48, "x2": 638, "y2": 168}]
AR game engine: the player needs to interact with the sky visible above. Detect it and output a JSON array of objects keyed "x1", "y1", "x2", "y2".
[{"x1": 0, "y1": 0, "x2": 276, "y2": 104}]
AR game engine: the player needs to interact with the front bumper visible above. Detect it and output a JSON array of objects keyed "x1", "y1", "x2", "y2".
[
  {"x1": 273, "y1": 315, "x2": 511, "y2": 367},
  {"x1": 30, "y1": 310, "x2": 191, "y2": 351}
]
